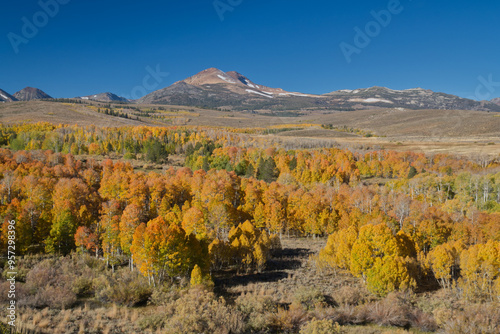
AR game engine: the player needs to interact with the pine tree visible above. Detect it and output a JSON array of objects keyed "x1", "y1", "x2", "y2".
[{"x1": 408, "y1": 166, "x2": 418, "y2": 179}]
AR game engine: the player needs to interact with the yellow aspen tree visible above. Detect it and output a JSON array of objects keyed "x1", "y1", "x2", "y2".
[
  {"x1": 459, "y1": 244, "x2": 482, "y2": 300},
  {"x1": 428, "y1": 243, "x2": 457, "y2": 289},
  {"x1": 190, "y1": 264, "x2": 204, "y2": 286},
  {"x1": 350, "y1": 223, "x2": 418, "y2": 294},
  {"x1": 253, "y1": 242, "x2": 266, "y2": 272},
  {"x1": 319, "y1": 226, "x2": 357, "y2": 273},
  {"x1": 366, "y1": 256, "x2": 416, "y2": 297},
  {"x1": 119, "y1": 203, "x2": 143, "y2": 256},
  {"x1": 182, "y1": 206, "x2": 206, "y2": 239}
]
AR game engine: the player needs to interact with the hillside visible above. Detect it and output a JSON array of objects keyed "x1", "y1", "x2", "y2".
[
  {"x1": 13, "y1": 87, "x2": 52, "y2": 101},
  {"x1": 0, "y1": 101, "x2": 143, "y2": 127},
  {"x1": 137, "y1": 68, "x2": 500, "y2": 112},
  {"x1": 325, "y1": 86, "x2": 500, "y2": 112},
  {"x1": 138, "y1": 68, "x2": 324, "y2": 110},
  {"x1": 0, "y1": 89, "x2": 17, "y2": 102},
  {"x1": 78, "y1": 92, "x2": 129, "y2": 102}
]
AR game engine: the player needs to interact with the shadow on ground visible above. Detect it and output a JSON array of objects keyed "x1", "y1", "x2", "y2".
[{"x1": 213, "y1": 246, "x2": 312, "y2": 293}]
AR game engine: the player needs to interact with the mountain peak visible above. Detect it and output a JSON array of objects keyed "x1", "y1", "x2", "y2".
[
  {"x1": 225, "y1": 71, "x2": 260, "y2": 87},
  {"x1": 368, "y1": 86, "x2": 392, "y2": 91},
  {"x1": 79, "y1": 92, "x2": 129, "y2": 102},
  {"x1": 180, "y1": 68, "x2": 237, "y2": 86},
  {"x1": 0, "y1": 89, "x2": 17, "y2": 102},
  {"x1": 13, "y1": 87, "x2": 52, "y2": 101}
]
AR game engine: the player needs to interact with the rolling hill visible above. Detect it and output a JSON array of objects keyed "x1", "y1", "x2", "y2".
[{"x1": 13, "y1": 87, "x2": 52, "y2": 101}]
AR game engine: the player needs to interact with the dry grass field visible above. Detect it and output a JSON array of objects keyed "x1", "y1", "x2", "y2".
[
  {"x1": 13, "y1": 237, "x2": 446, "y2": 334},
  {"x1": 0, "y1": 101, "x2": 143, "y2": 127},
  {"x1": 1, "y1": 101, "x2": 499, "y2": 156}
]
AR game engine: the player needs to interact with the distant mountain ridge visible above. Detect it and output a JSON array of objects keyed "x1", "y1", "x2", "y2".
[
  {"x1": 78, "y1": 92, "x2": 129, "y2": 103},
  {"x1": 138, "y1": 68, "x2": 500, "y2": 112},
  {"x1": 13, "y1": 87, "x2": 52, "y2": 101},
  {"x1": 3, "y1": 70, "x2": 500, "y2": 112},
  {"x1": 0, "y1": 89, "x2": 17, "y2": 102},
  {"x1": 324, "y1": 86, "x2": 500, "y2": 112}
]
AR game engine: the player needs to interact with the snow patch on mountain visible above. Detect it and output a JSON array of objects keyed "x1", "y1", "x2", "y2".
[
  {"x1": 350, "y1": 98, "x2": 394, "y2": 104},
  {"x1": 246, "y1": 89, "x2": 273, "y2": 98},
  {"x1": 278, "y1": 92, "x2": 320, "y2": 98},
  {"x1": 217, "y1": 75, "x2": 236, "y2": 84},
  {"x1": 245, "y1": 80, "x2": 256, "y2": 88}
]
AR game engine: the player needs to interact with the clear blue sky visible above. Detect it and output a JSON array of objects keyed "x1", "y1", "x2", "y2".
[{"x1": 1, "y1": 0, "x2": 499, "y2": 100}]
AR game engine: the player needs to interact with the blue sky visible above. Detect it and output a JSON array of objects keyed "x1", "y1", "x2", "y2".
[{"x1": 1, "y1": 0, "x2": 499, "y2": 100}]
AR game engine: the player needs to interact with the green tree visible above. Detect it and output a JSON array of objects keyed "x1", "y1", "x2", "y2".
[
  {"x1": 143, "y1": 140, "x2": 168, "y2": 163},
  {"x1": 257, "y1": 157, "x2": 278, "y2": 183},
  {"x1": 407, "y1": 166, "x2": 418, "y2": 179},
  {"x1": 46, "y1": 209, "x2": 77, "y2": 255}
]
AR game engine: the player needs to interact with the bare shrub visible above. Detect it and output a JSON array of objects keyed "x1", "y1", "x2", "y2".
[
  {"x1": 17, "y1": 254, "x2": 152, "y2": 310},
  {"x1": 268, "y1": 304, "x2": 309, "y2": 333},
  {"x1": 94, "y1": 269, "x2": 152, "y2": 306},
  {"x1": 72, "y1": 276, "x2": 94, "y2": 297},
  {"x1": 20, "y1": 258, "x2": 77, "y2": 309},
  {"x1": 328, "y1": 304, "x2": 360, "y2": 325},
  {"x1": 0, "y1": 281, "x2": 14, "y2": 303},
  {"x1": 2, "y1": 254, "x2": 52, "y2": 282},
  {"x1": 433, "y1": 306, "x2": 453, "y2": 327},
  {"x1": 292, "y1": 286, "x2": 327, "y2": 310},
  {"x1": 235, "y1": 291, "x2": 276, "y2": 331},
  {"x1": 149, "y1": 284, "x2": 181, "y2": 306},
  {"x1": 137, "y1": 313, "x2": 167, "y2": 332},
  {"x1": 362, "y1": 300, "x2": 410, "y2": 328},
  {"x1": 335, "y1": 285, "x2": 367, "y2": 306},
  {"x1": 159, "y1": 287, "x2": 245, "y2": 334},
  {"x1": 354, "y1": 291, "x2": 438, "y2": 332},
  {"x1": 300, "y1": 318, "x2": 345, "y2": 334},
  {"x1": 39, "y1": 284, "x2": 77, "y2": 309},
  {"x1": 443, "y1": 303, "x2": 500, "y2": 334},
  {"x1": 408, "y1": 308, "x2": 438, "y2": 332}
]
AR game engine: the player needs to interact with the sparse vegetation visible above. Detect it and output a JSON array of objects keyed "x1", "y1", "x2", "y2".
[{"x1": 321, "y1": 123, "x2": 376, "y2": 137}]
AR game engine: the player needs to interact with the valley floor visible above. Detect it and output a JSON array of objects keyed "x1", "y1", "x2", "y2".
[{"x1": 2, "y1": 101, "x2": 499, "y2": 157}]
